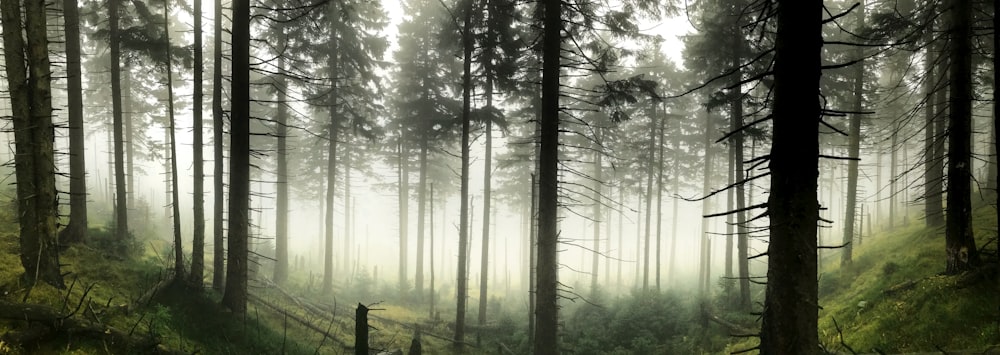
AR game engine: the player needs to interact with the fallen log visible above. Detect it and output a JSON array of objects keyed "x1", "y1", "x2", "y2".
[{"x1": 0, "y1": 300, "x2": 185, "y2": 354}]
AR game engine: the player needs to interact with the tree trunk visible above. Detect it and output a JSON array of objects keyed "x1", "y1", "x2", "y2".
[
  {"x1": 455, "y1": 0, "x2": 474, "y2": 345},
  {"x1": 534, "y1": 0, "x2": 561, "y2": 348},
  {"x1": 478, "y1": 80, "x2": 494, "y2": 344},
  {"x1": 699, "y1": 110, "x2": 714, "y2": 296},
  {"x1": 2, "y1": 0, "x2": 63, "y2": 287},
  {"x1": 398, "y1": 137, "x2": 409, "y2": 291},
  {"x1": 758, "y1": 0, "x2": 821, "y2": 353},
  {"x1": 221, "y1": 0, "x2": 250, "y2": 315},
  {"x1": 109, "y1": 0, "x2": 129, "y2": 249},
  {"x1": 124, "y1": 70, "x2": 134, "y2": 208},
  {"x1": 669, "y1": 117, "x2": 680, "y2": 286},
  {"x1": 617, "y1": 185, "x2": 624, "y2": 287},
  {"x1": 344, "y1": 142, "x2": 352, "y2": 273},
  {"x1": 642, "y1": 105, "x2": 655, "y2": 291},
  {"x1": 889, "y1": 126, "x2": 897, "y2": 229},
  {"x1": 211, "y1": 0, "x2": 226, "y2": 291},
  {"x1": 945, "y1": 0, "x2": 980, "y2": 274},
  {"x1": 416, "y1": 139, "x2": 427, "y2": 295},
  {"x1": 163, "y1": 1, "x2": 184, "y2": 280},
  {"x1": 323, "y1": 25, "x2": 340, "y2": 293},
  {"x1": 429, "y1": 183, "x2": 435, "y2": 318},
  {"x1": 730, "y1": 29, "x2": 750, "y2": 311},
  {"x1": 655, "y1": 111, "x2": 665, "y2": 291},
  {"x1": 60, "y1": 0, "x2": 87, "y2": 245},
  {"x1": 994, "y1": 0, "x2": 999, "y2": 255},
  {"x1": 591, "y1": 137, "x2": 602, "y2": 294},
  {"x1": 527, "y1": 173, "x2": 537, "y2": 344},
  {"x1": 924, "y1": 22, "x2": 944, "y2": 228},
  {"x1": 842, "y1": 0, "x2": 864, "y2": 266},
  {"x1": 189, "y1": 0, "x2": 206, "y2": 288},
  {"x1": 272, "y1": 29, "x2": 289, "y2": 285}
]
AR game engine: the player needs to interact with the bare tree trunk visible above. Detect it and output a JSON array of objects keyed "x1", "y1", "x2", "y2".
[
  {"x1": 163, "y1": 0, "x2": 184, "y2": 280},
  {"x1": 429, "y1": 183, "x2": 435, "y2": 318},
  {"x1": 189, "y1": 0, "x2": 206, "y2": 288},
  {"x1": 477, "y1": 79, "x2": 494, "y2": 344},
  {"x1": 2, "y1": 0, "x2": 63, "y2": 287},
  {"x1": 211, "y1": 0, "x2": 226, "y2": 291},
  {"x1": 398, "y1": 137, "x2": 409, "y2": 292},
  {"x1": 528, "y1": 173, "x2": 537, "y2": 344},
  {"x1": 945, "y1": 0, "x2": 980, "y2": 274},
  {"x1": 924, "y1": 21, "x2": 944, "y2": 228},
  {"x1": 343, "y1": 143, "x2": 352, "y2": 273},
  {"x1": 416, "y1": 139, "x2": 427, "y2": 295},
  {"x1": 758, "y1": 0, "x2": 821, "y2": 352},
  {"x1": 591, "y1": 140, "x2": 602, "y2": 294},
  {"x1": 109, "y1": 0, "x2": 129, "y2": 249},
  {"x1": 221, "y1": 0, "x2": 250, "y2": 315},
  {"x1": 455, "y1": 0, "x2": 474, "y2": 345},
  {"x1": 842, "y1": 0, "x2": 865, "y2": 267},
  {"x1": 730, "y1": 29, "x2": 750, "y2": 311},
  {"x1": 60, "y1": 0, "x2": 88, "y2": 245},
  {"x1": 699, "y1": 110, "x2": 714, "y2": 296},
  {"x1": 655, "y1": 111, "x2": 665, "y2": 291},
  {"x1": 271, "y1": 29, "x2": 289, "y2": 285},
  {"x1": 642, "y1": 105, "x2": 655, "y2": 290},
  {"x1": 669, "y1": 117, "x2": 680, "y2": 286}
]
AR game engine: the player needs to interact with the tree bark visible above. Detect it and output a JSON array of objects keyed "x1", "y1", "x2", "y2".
[
  {"x1": 655, "y1": 111, "x2": 665, "y2": 291},
  {"x1": 758, "y1": 0, "x2": 821, "y2": 353},
  {"x1": 944, "y1": 0, "x2": 980, "y2": 274},
  {"x1": 343, "y1": 142, "x2": 352, "y2": 273},
  {"x1": 730, "y1": 26, "x2": 750, "y2": 311},
  {"x1": 534, "y1": 0, "x2": 560, "y2": 350},
  {"x1": 591, "y1": 140, "x2": 602, "y2": 294},
  {"x1": 2, "y1": 0, "x2": 63, "y2": 287},
  {"x1": 221, "y1": 0, "x2": 250, "y2": 315},
  {"x1": 699, "y1": 110, "x2": 714, "y2": 296},
  {"x1": 61, "y1": 0, "x2": 88, "y2": 245},
  {"x1": 189, "y1": 0, "x2": 206, "y2": 288}
]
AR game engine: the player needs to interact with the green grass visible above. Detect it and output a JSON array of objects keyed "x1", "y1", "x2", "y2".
[{"x1": 816, "y1": 202, "x2": 999, "y2": 353}]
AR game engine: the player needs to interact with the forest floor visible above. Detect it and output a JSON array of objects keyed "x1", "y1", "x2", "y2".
[{"x1": 726, "y1": 199, "x2": 1000, "y2": 354}]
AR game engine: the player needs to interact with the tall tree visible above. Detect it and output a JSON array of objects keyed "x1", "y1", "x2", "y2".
[
  {"x1": 110, "y1": 0, "x2": 129, "y2": 249},
  {"x1": 189, "y1": 0, "x2": 207, "y2": 288},
  {"x1": 272, "y1": 29, "x2": 290, "y2": 284},
  {"x1": 841, "y1": 0, "x2": 865, "y2": 267},
  {"x1": 60, "y1": 0, "x2": 88, "y2": 245},
  {"x1": 758, "y1": 0, "x2": 821, "y2": 353},
  {"x1": 454, "y1": 0, "x2": 474, "y2": 344},
  {"x1": 2, "y1": 0, "x2": 64, "y2": 287},
  {"x1": 221, "y1": 0, "x2": 250, "y2": 314},
  {"x1": 211, "y1": 0, "x2": 226, "y2": 291},
  {"x1": 944, "y1": 0, "x2": 980, "y2": 273},
  {"x1": 534, "y1": 0, "x2": 560, "y2": 352},
  {"x1": 163, "y1": 0, "x2": 184, "y2": 280}
]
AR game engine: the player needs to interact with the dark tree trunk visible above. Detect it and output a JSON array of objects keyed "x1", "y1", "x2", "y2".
[
  {"x1": 189, "y1": 0, "x2": 206, "y2": 288},
  {"x1": 221, "y1": 0, "x2": 250, "y2": 315},
  {"x1": 109, "y1": 0, "x2": 129, "y2": 249},
  {"x1": 944, "y1": 0, "x2": 980, "y2": 274},
  {"x1": 758, "y1": 0, "x2": 821, "y2": 353},
  {"x1": 2, "y1": 0, "x2": 63, "y2": 287},
  {"x1": 842, "y1": 0, "x2": 864, "y2": 267},
  {"x1": 355, "y1": 304, "x2": 369, "y2": 355},
  {"x1": 994, "y1": 0, "x2": 999, "y2": 250},
  {"x1": 61, "y1": 0, "x2": 87, "y2": 245},
  {"x1": 669, "y1": 117, "x2": 680, "y2": 286},
  {"x1": 429, "y1": 183, "x2": 435, "y2": 318},
  {"x1": 454, "y1": 0, "x2": 474, "y2": 345},
  {"x1": 272, "y1": 29, "x2": 289, "y2": 285},
  {"x1": 163, "y1": 1, "x2": 184, "y2": 280},
  {"x1": 528, "y1": 173, "x2": 537, "y2": 344},
  {"x1": 534, "y1": 0, "x2": 560, "y2": 350},
  {"x1": 124, "y1": 70, "x2": 134, "y2": 208},
  {"x1": 211, "y1": 0, "x2": 226, "y2": 291}
]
